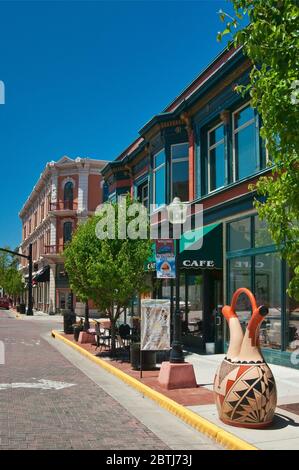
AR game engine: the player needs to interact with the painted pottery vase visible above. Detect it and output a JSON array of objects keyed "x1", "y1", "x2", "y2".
[{"x1": 213, "y1": 288, "x2": 277, "y2": 428}]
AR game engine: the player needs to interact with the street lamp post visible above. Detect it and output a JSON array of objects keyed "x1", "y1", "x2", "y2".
[
  {"x1": 167, "y1": 197, "x2": 188, "y2": 364},
  {"x1": 157, "y1": 197, "x2": 196, "y2": 390}
]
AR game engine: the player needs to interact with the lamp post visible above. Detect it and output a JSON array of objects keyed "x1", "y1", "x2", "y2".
[{"x1": 167, "y1": 197, "x2": 188, "y2": 364}]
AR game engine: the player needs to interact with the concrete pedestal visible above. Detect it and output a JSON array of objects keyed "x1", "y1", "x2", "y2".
[{"x1": 158, "y1": 361, "x2": 197, "y2": 390}]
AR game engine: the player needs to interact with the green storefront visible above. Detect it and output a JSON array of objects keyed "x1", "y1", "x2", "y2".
[{"x1": 225, "y1": 213, "x2": 299, "y2": 369}]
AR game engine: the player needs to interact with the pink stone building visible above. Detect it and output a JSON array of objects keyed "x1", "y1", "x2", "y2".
[{"x1": 19, "y1": 156, "x2": 107, "y2": 314}]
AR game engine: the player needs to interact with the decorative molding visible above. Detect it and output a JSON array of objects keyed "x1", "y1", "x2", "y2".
[{"x1": 61, "y1": 177, "x2": 76, "y2": 189}]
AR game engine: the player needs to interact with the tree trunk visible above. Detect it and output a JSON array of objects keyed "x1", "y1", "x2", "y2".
[
  {"x1": 84, "y1": 301, "x2": 90, "y2": 331},
  {"x1": 110, "y1": 320, "x2": 117, "y2": 357}
]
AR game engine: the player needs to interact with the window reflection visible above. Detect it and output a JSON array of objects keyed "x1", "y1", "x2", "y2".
[
  {"x1": 171, "y1": 143, "x2": 189, "y2": 201},
  {"x1": 255, "y1": 253, "x2": 282, "y2": 349},
  {"x1": 233, "y1": 104, "x2": 257, "y2": 181},
  {"x1": 153, "y1": 150, "x2": 166, "y2": 208},
  {"x1": 208, "y1": 123, "x2": 225, "y2": 192},
  {"x1": 229, "y1": 217, "x2": 251, "y2": 251}
]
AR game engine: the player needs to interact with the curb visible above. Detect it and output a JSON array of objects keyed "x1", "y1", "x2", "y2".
[{"x1": 51, "y1": 329, "x2": 258, "y2": 451}]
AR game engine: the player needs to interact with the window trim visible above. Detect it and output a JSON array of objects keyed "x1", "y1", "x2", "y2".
[
  {"x1": 170, "y1": 142, "x2": 189, "y2": 201},
  {"x1": 232, "y1": 101, "x2": 256, "y2": 182},
  {"x1": 153, "y1": 149, "x2": 166, "y2": 210},
  {"x1": 207, "y1": 122, "x2": 225, "y2": 194}
]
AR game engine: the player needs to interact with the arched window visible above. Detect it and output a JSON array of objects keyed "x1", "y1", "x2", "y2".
[
  {"x1": 63, "y1": 222, "x2": 73, "y2": 245},
  {"x1": 64, "y1": 182, "x2": 74, "y2": 209}
]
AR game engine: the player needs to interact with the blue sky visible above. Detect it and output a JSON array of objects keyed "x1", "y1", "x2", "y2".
[{"x1": 0, "y1": 0, "x2": 239, "y2": 249}]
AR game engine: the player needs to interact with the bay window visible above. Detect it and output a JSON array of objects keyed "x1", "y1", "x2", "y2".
[
  {"x1": 153, "y1": 150, "x2": 166, "y2": 209},
  {"x1": 208, "y1": 123, "x2": 225, "y2": 192},
  {"x1": 137, "y1": 180, "x2": 149, "y2": 209},
  {"x1": 171, "y1": 143, "x2": 189, "y2": 201},
  {"x1": 233, "y1": 103, "x2": 258, "y2": 180}
]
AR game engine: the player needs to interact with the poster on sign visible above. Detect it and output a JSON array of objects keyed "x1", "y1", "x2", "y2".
[
  {"x1": 155, "y1": 239, "x2": 176, "y2": 279},
  {"x1": 141, "y1": 299, "x2": 171, "y2": 351}
]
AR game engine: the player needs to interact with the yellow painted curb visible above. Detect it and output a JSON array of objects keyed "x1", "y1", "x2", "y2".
[{"x1": 51, "y1": 329, "x2": 258, "y2": 451}]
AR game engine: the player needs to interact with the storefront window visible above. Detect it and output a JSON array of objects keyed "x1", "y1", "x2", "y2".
[
  {"x1": 153, "y1": 150, "x2": 166, "y2": 209},
  {"x1": 233, "y1": 104, "x2": 258, "y2": 180},
  {"x1": 186, "y1": 275, "x2": 203, "y2": 336},
  {"x1": 171, "y1": 143, "x2": 189, "y2": 201},
  {"x1": 286, "y1": 269, "x2": 299, "y2": 353},
  {"x1": 255, "y1": 253, "x2": 282, "y2": 350},
  {"x1": 228, "y1": 217, "x2": 251, "y2": 251},
  {"x1": 137, "y1": 180, "x2": 148, "y2": 209},
  {"x1": 228, "y1": 257, "x2": 252, "y2": 327},
  {"x1": 208, "y1": 123, "x2": 225, "y2": 192},
  {"x1": 254, "y1": 216, "x2": 273, "y2": 247}
]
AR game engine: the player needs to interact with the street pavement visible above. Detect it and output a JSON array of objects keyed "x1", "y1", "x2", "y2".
[{"x1": 0, "y1": 310, "x2": 221, "y2": 450}]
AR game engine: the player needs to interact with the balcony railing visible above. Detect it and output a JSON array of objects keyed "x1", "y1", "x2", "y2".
[
  {"x1": 43, "y1": 244, "x2": 65, "y2": 255},
  {"x1": 49, "y1": 201, "x2": 78, "y2": 211}
]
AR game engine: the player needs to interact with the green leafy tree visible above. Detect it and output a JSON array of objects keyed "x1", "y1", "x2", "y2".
[
  {"x1": 64, "y1": 196, "x2": 152, "y2": 354},
  {"x1": 218, "y1": 0, "x2": 299, "y2": 298},
  {"x1": 0, "y1": 248, "x2": 24, "y2": 302},
  {"x1": 4, "y1": 267, "x2": 24, "y2": 302}
]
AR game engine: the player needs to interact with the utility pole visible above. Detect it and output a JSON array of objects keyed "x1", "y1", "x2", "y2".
[{"x1": 0, "y1": 244, "x2": 33, "y2": 316}]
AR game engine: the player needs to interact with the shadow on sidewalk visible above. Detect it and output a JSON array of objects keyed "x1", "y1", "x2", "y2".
[{"x1": 269, "y1": 412, "x2": 299, "y2": 429}]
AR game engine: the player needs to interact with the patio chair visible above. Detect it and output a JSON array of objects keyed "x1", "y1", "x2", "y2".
[{"x1": 94, "y1": 321, "x2": 111, "y2": 352}]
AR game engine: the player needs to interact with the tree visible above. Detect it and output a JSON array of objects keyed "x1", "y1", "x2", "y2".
[
  {"x1": 218, "y1": 0, "x2": 299, "y2": 298},
  {"x1": 4, "y1": 267, "x2": 24, "y2": 302},
  {"x1": 0, "y1": 248, "x2": 24, "y2": 301},
  {"x1": 64, "y1": 196, "x2": 152, "y2": 354}
]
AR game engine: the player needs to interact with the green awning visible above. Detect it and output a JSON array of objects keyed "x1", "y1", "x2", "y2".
[
  {"x1": 179, "y1": 222, "x2": 223, "y2": 270},
  {"x1": 179, "y1": 222, "x2": 220, "y2": 253}
]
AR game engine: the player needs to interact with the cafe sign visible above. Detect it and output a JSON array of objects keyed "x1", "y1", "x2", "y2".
[{"x1": 182, "y1": 259, "x2": 215, "y2": 268}]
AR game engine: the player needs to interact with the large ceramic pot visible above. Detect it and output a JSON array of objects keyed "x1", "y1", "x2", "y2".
[{"x1": 213, "y1": 288, "x2": 277, "y2": 428}]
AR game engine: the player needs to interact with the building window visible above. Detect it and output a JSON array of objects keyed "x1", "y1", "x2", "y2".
[
  {"x1": 286, "y1": 268, "x2": 299, "y2": 352},
  {"x1": 227, "y1": 214, "x2": 285, "y2": 352},
  {"x1": 228, "y1": 217, "x2": 251, "y2": 251},
  {"x1": 63, "y1": 221, "x2": 73, "y2": 245},
  {"x1": 41, "y1": 202, "x2": 45, "y2": 221},
  {"x1": 64, "y1": 181, "x2": 74, "y2": 210},
  {"x1": 137, "y1": 180, "x2": 149, "y2": 209},
  {"x1": 254, "y1": 215, "x2": 273, "y2": 247},
  {"x1": 255, "y1": 252, "x2": 282, "y2": 350},
  {"x1": 233, "y1": 103, "x2": 258, "y2": 181},
  {"x1": 153, "y1": 150, "x2": 166, "y2": 209},
  {"x1": 171, "y1": 143, "x2": 189, "y2": 201},
  {"x1": 207, "y1": 124, "x2": 225, "y2": 192},
  {"x1": 228, "y1": 257, "x2": 252, "y2": 325}
]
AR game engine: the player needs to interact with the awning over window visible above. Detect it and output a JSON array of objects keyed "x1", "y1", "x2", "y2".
[
  {"x1": 178, "y1": 222, "x2": 223, "y2": 270},
  {"x1": 146, "y1": 223, "x2": 223, "y2": 272},
  {"x1": 33, "y1": 266, "x2": 50, "y2": 283}
]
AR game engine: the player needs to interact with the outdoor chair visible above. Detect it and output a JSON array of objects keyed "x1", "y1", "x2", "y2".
[
  {"x1": 94, "y1": 321, "x2": 111, "y2": 352},
  {"x1": 118, "y1": 323, "x2": 132, "y2": 346}
]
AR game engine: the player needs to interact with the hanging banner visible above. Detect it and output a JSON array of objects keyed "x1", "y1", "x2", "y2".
[
  {"x1": 155, "y1": 239, "x2": 176, "y2": 279},
  {"x1": 141, "y1": 299, "x2": 171, "y2": 351}
]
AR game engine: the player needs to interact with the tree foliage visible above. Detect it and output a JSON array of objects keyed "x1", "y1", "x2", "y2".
[
  {"x1": 0, "y1": 249, "x2": 24, "y2": 299},
  {"x1": 64, "y1": 196, "x2": 152, "y2": 352},
  {"x1": 218, "y1": 0, "x2": 299, "y2": 298}
]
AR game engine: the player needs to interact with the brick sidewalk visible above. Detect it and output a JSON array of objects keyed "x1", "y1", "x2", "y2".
[{"x1": 0, "y1": 311, "x2": 168, "y2": 450}]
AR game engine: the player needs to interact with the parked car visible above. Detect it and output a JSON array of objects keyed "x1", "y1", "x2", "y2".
[{"x1": 0, "y1": 298, "x2": 10, "y2": 310}]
